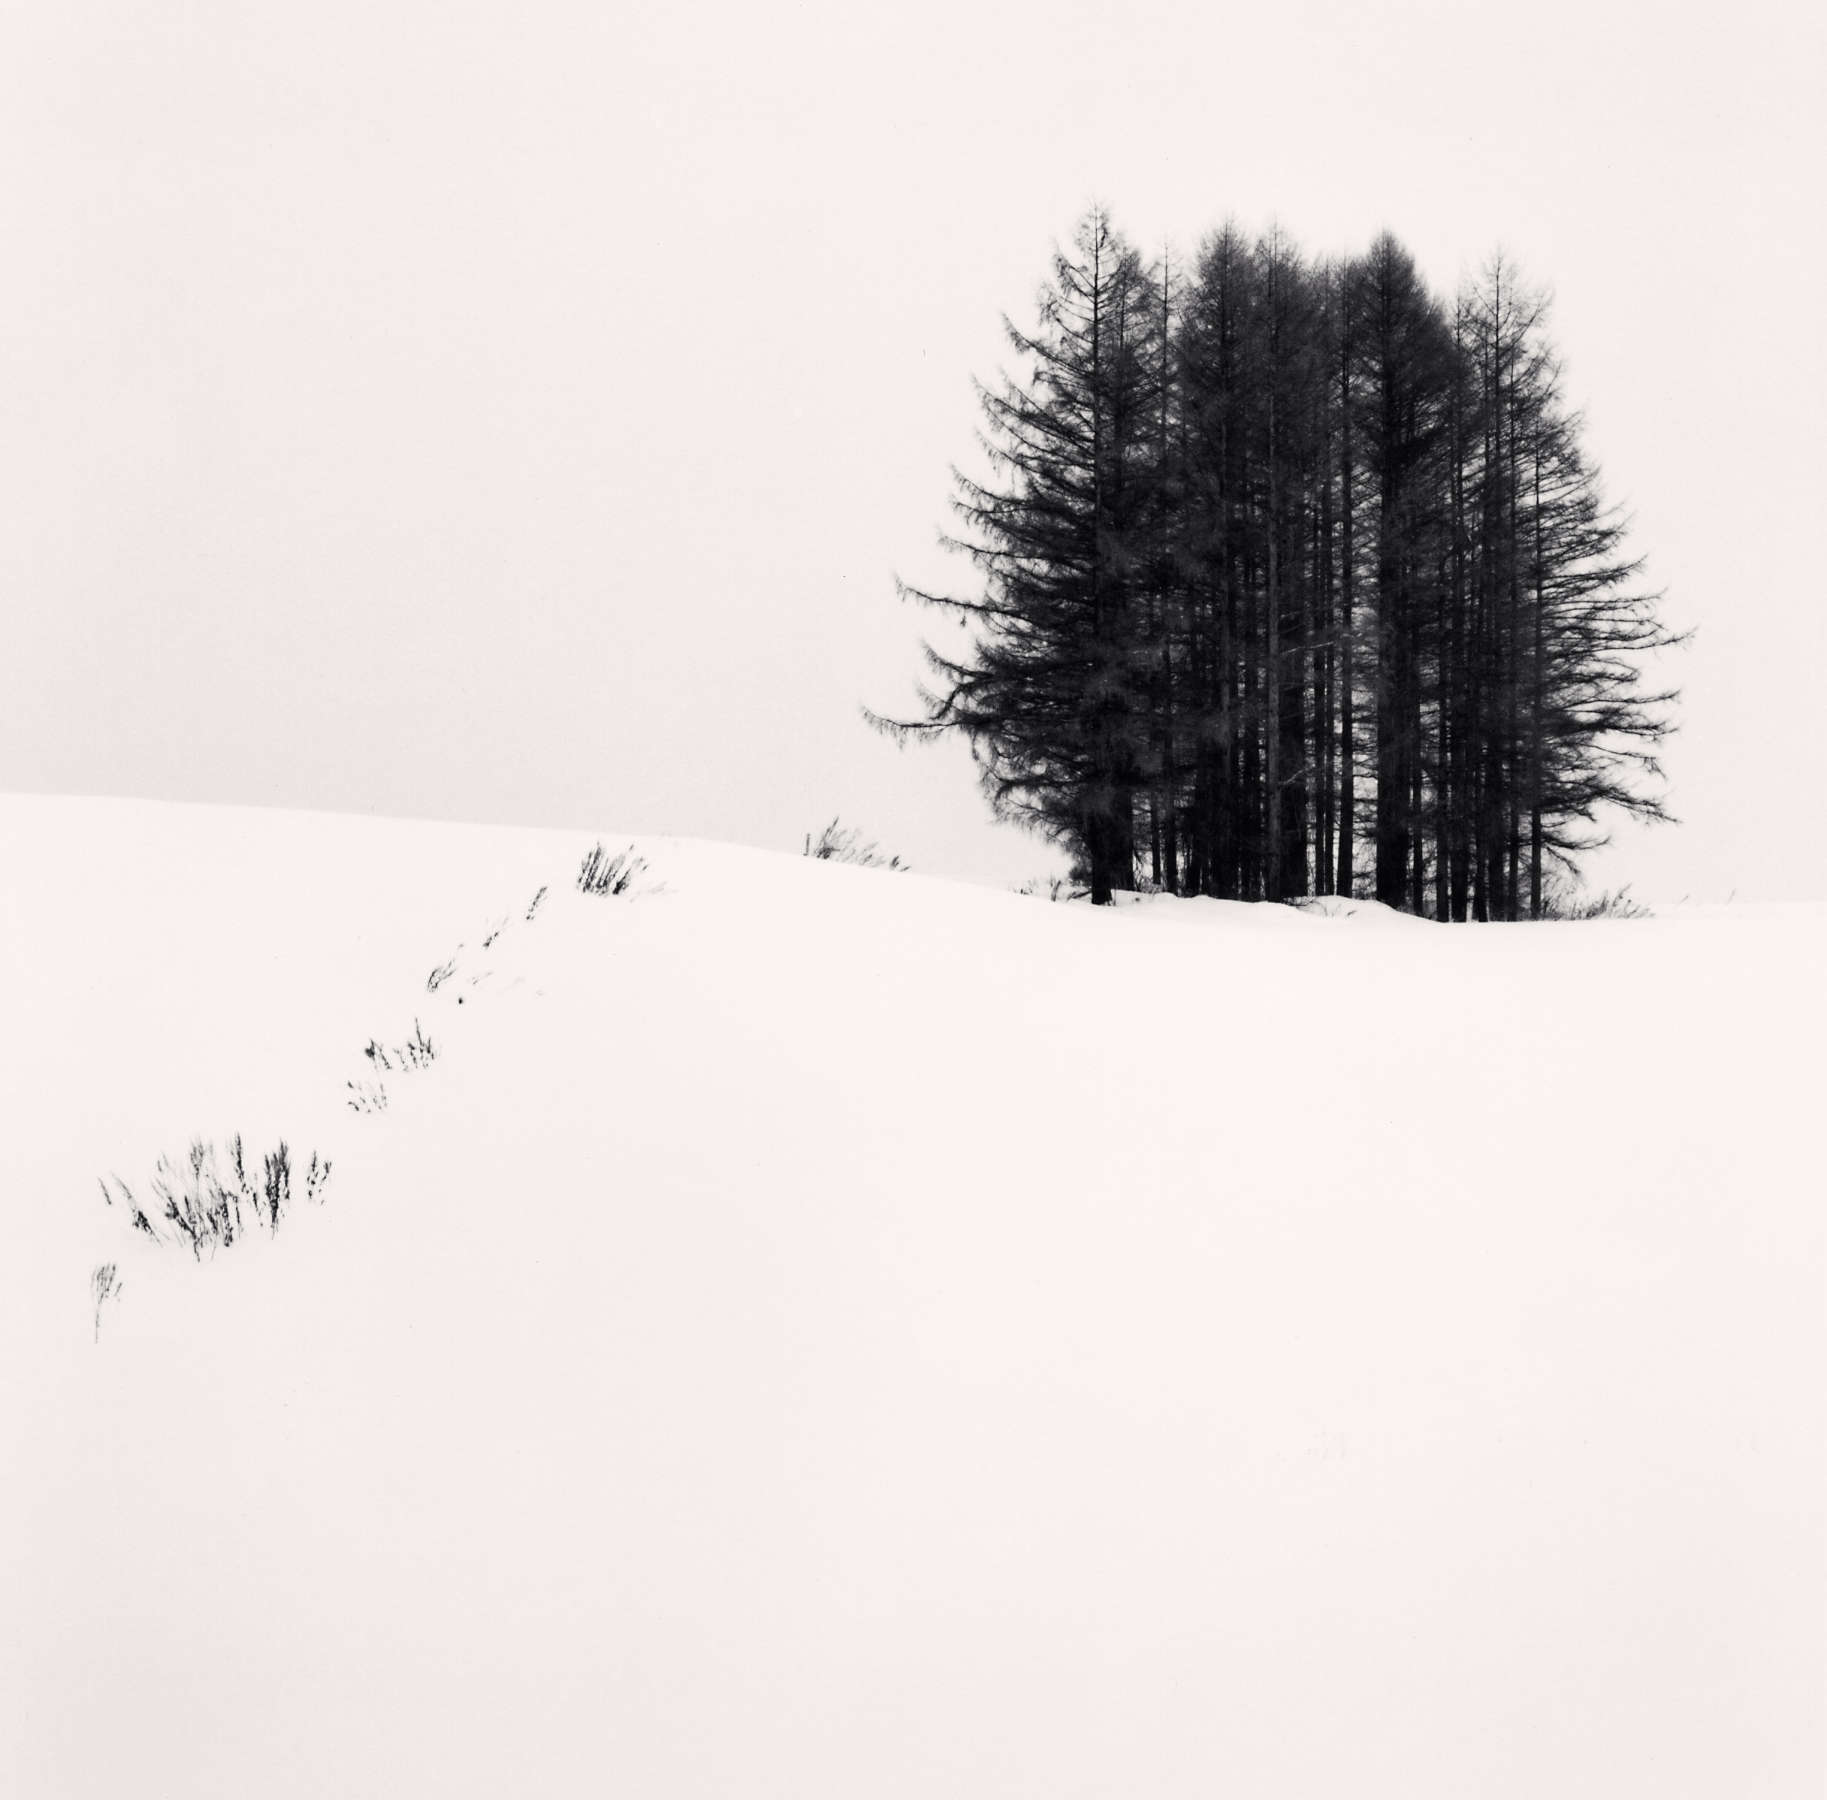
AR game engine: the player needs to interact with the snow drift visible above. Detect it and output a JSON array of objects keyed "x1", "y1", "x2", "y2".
[{"x1": 2, "y1": 795, "x2": 1819, "y2": 1798}]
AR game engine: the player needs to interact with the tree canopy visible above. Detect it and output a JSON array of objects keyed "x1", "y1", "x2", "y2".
[{"x1": 876, "y1": 209, "x2": 1682, "y2": 916}]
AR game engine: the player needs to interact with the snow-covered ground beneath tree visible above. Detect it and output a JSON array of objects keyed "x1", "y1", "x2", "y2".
[{"x1": 2, "y1": 794, "x2": 1819, "y2": 1799}]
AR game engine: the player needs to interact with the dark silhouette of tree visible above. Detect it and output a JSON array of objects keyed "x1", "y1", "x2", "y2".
[
  {"x1": 1174, "y1": 221, "x2": 1261, "y2": 899},
  {"x1": 1344, "y1": 234, "x2": 1457, "y2": 911},
  {"x1": 870, "y1": 208, "x2": 1164, "y2": 904},
  {"x1": 1457, "y1": 261, "x2": 1681, "y2": 915}
]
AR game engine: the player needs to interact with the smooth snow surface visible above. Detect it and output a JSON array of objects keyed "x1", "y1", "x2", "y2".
[{"x1": 2, "y1": 796, "x2": 1820, "y2": 1798}]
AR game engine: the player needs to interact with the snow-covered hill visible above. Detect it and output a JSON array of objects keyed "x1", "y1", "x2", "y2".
[{"x1": 2, "y1": 796, "x2": 1819, "y2": 1798}]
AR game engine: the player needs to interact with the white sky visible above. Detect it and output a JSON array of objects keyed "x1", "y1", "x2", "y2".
[{"x1": 3, "y1": 0, "x2": 1821, "y2": 900}]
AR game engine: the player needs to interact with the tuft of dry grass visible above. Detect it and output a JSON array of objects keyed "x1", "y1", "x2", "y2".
[
  {"x1": 577, "y1": 843, "x2": 646, "y2": 898},
  {"x1": 803, "y1": 818, "x2": 908, "y2": 871},
  {"x1": 99, "y1": 1136, "x2": 332, "y2": 1259},
  {"x1": 362, "y1": 1018, "x2": 436, "y2": 1073}
]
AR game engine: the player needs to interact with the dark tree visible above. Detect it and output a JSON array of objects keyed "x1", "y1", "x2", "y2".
[
  {"x1": 1176, "y1": 222, "x2": 1268, "y2": 899},
  {"x1": 1346, "y1": 234, "x2": 1457, "y2": 911},
  {"x1": 871, "y1": 208, "x2": 1164, "y2": 904}
]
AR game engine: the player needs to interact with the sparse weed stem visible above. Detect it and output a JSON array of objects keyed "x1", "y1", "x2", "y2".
[
  {"x1": 347, "y1": 1078, "x2": 389, "y2": 1114},
  {"x1": 91, "y1": 1263, "x2": 122, "y2": 1343},
  {"x1": 804, "y1": 818, "x2": 908, "y2": 871},
  {"x1": 363, "y1": 1018, "x2": 436, "y2": 1075},
  {"x1": 100, "y1": 1174, "x2": 159, "y2": 1241},
  {"x1": 1539, "y1": 880, "x2": 1653, "y2": 921}
]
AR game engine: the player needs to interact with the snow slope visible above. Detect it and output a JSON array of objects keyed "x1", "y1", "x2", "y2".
[{"x1": 2, "y1": 795, "x2": 1820, "y2": 1798}]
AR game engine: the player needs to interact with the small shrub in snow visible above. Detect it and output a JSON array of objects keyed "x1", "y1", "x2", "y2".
[
  {"x1": 426, "y1": 954, "x2": 458, "y2": 994},
  {"x1": 100, "y1": 1135, "x2": 332, "y2": 1259},
  {"x1": 1013, "y1": 875, "x2": 1074, "y2": 902},
  {"x1": 577, "y1": 843, "x2": 645, "y2": 897},
  {"x1": 803, "y1": 818, "x2": 908, "y2": 871},
  {"x1": 525, "y1": 885, "x2": 548, "y2": 921},
  {"x1": 346, "y1": 1078, "x2": 389, "y2": 1114},
  {"x1": 363, "y1": 1019, "x2": 436, "y2": 1073},
  {"x1": 1541, "y1": 881, "x2": 1652, "y2": 921}
]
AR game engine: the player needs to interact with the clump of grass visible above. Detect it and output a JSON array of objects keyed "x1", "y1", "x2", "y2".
[
  {"x1": 525, "y1": 885, "x2": 549, "y2": 921},
  {"x1": 363, "y1": 1018, "x2": 436, "y2": 1073},
  {"x1": 346, "y1": 1078, "x2": 389, "y2": 1114},
  {"x1": 803, "y1": 818, "x2": 908, "y2": 871},
  {"x1": 1541, "y1": 881, "x2": 1653, "y2": 921},
  {"x1": 577, "y1": 843, "x2": 645, "y2": 898},
  {"x1": 100, "y1": 1135, "x2": 332, "y2": 1259}
]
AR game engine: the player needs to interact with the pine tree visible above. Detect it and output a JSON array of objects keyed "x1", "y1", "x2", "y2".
[
  {"x1": 1176, "y1": 222, "x2": 1259, "y2": 898},
  {"x1": 1482, "y1": 270, "x2": 1682, "y2": 909},
  {"x1": 872, "y1": 208, "x2": 1164, "y2": 903},
  {"x1": 1346, "y1": 234, "x2": 1457, "y2": 912}
]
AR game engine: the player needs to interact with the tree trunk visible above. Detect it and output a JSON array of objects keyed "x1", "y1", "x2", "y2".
[
  {"x1": 1529, "y1": 439, "x2": 1545, "y2": 917},
  {"x1": 1336, "y1": 337, "x2": 1356, "y2": 898}
]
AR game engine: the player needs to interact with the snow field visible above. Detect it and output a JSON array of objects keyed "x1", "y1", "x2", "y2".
[{"x1": 2, "y1": 796, "x2": 1819, "y2": 1798}]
